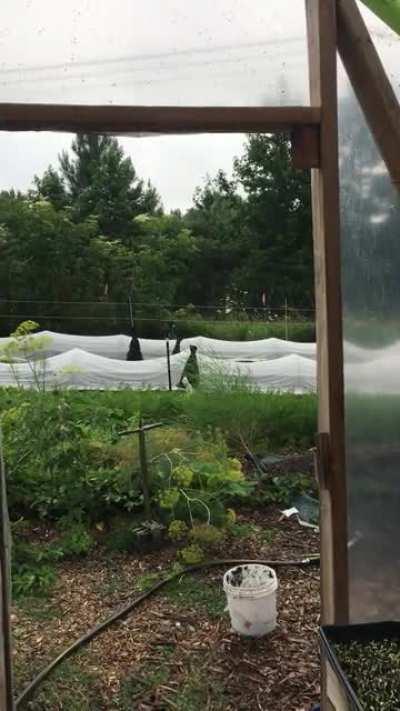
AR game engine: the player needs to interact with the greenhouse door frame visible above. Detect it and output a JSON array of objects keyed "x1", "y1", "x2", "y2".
[{"x1": 1, "y1": 1, "x2": 400, "y2": 705}]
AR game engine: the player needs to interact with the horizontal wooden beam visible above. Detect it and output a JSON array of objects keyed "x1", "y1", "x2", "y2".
[
  {"x1": 337, "y1": 0, "x2": 400, "y2": 187},
  {"x1": 0, "y1": 103, "x2": 321, "y2": 135}
]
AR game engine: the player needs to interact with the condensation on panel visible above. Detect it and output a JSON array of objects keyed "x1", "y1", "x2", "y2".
[
  {"x1": 338, "y1": 46, "x2": 400, "y2": 621},
  {"x1": 0, "y1": 0, "x2": 309, "y2": 106}
]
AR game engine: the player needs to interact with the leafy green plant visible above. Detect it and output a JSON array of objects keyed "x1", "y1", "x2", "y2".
[
  {"x1": 179, "y1": 544, "x2": 205, "y2": 565},
  {"x1": 259, "y1": 473, "x2": 315, "y2": 506},
  {"x1": 11, "y1": 520, "x2": 93, "y2": 597},
  {"x1": 189, "y1": 523, "x2": 225, "y2": 547},
  {"x1": 11, "y1": 538, "x2": 60, "y2": 597}
]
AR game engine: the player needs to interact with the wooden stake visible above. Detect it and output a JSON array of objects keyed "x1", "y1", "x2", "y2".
[
  {"x1": 119, "y1": 420, "x2": 164, "y2": 522},
  {"x1": 138, "y1": 419, "x2": 152, "y2": 521},
  {"x1": 306, "y1": 0, "x2": 349, "y2": 625},
  {"x1": 337, "y1": 0, "x2": 400, "y2": 188},
  {"x1": 0, "y1": 435, "x2": 14, "y2": 710}
]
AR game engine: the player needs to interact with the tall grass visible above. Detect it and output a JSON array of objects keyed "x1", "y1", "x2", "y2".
[{"x1": 0, "y1": 385, "x2": 317, "y2": 453}]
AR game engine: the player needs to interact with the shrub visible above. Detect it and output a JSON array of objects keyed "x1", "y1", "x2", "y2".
[
  {"x1": 179, "y1": 544, "x2": 205, "y2": 565},
  {"x1": 154, "y1": 432, "x2": 253, "y2": 527}
]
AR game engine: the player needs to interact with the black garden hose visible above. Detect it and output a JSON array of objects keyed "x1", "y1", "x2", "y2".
[{"x1": 15, "y1": 555, "x2": 319, "y2": 708}]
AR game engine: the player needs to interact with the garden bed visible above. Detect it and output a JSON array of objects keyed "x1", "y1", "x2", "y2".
[
  {"x1": 321, "y1": 621, "x2": 400, "y2": 711},
  {"x1": 12, "y1": 507, "x2": 319, "y2": 710}
]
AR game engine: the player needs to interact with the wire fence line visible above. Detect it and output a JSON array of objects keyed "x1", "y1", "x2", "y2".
[
  {"x1": 0, "y1": 298, "x2": 316, "y2": 340},
  {"x1": 0, "y1": 298, "x2": 315, "y2": 313}
]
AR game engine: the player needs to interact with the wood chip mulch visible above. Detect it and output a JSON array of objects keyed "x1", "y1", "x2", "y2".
[{"x1": 12, "y1": 507, "x2": 320, "y2": 711}]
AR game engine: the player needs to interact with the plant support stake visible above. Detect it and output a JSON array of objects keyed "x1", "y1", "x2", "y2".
[
  {"x1": 118, "y1": 419, "x2": 164, "y2": 520},
  {"x1": 166, "y1": 339, "x2": 172, "y2": 391},
  {"x1": 0, "y1": 431, "x2": 14, "y2": 710}
]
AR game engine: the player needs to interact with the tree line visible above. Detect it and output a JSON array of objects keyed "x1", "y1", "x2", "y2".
[{"x1": 0, "y1": 133, "x2": 313, "y2": 335}]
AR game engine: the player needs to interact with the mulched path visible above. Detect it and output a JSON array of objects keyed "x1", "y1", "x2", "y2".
[{"x1": 13, "y1": 507, "x2": 320, "y2": 710}]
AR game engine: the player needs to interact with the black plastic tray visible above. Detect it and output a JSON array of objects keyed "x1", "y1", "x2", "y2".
[{"x1": 320, "y1": 621, "x2": 400, "y2": 711}]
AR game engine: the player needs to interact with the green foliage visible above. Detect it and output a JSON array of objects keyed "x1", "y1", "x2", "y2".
[
  {"x1": 153, "y1": 434, "x2": 252, "y2": 529},
  {"x1": 189, "y1": 523, "x2": 225, "y2": 547},
  {"x1": 12, "y1": 547, "x2": 57, "y2": 597},
  {"x1": 0, "y1": 131, "x2": 313, "y2": 336},
  {"x1": 0, "y1": 387, "x2": 316, "y2": 526},
  {"x1": 17, "y1": 659, "x2": 102, "y2": 711},
  {"x1": 163, "y1": 576, "x2": 226, "y2": 618},
  {"x1": 259, "y1": 473, "x2": 315, "y2": 506},
  {"x1": 58, "y1": 134, "x2": 161, "y2": 240},
  {"x1": 179, "y1": 544, "x2": 205, "y2": 565},
  {"x1": 230, "y1": 522, "x2": 275, "y2": 544},
  {"x1": 12, "y1": 520, "x2": 93, "y2": 596},
  {"x1": 168, "y1": 519, "x2": 189, "y2": 541},
  {"x1": 55, "y1": 520, "x2": 93, "y2": 557}
]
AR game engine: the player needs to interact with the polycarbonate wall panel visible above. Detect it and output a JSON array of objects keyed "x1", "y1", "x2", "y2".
[
  {"x1": 338, "y1": 20, "x2": 400, "y2": 620},
  {"x1": 1, "y1": 1, "x2": 309, "y2": 106}
]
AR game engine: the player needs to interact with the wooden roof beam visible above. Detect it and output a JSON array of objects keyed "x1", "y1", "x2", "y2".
[
  {"x1": 337, "y1": 0, "x2": 400, "y2": 187},
  {"x1": 0, "y1": 103, "x2": 320, "y2": 136}
]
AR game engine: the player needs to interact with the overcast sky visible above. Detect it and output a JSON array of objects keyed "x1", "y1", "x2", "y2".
[
  {"x1": 0, "y1": 1, "x2": 391, "y2": 210},
  {"x1": 0, "y1": 131, "x2": 247, "y2": 211}
]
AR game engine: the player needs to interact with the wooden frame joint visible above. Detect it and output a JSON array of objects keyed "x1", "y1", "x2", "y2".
[{"x1": 291, "y1": 125, "x2": 320, "y2": 169}]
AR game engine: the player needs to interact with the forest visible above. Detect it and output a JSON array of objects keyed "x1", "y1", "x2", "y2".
[{"x1": 0, "y1": 133, "x2": 313, "y2": 336}]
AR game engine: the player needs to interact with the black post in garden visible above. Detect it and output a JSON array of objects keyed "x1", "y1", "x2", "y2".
[
  {"x1": 166, "y1": 340, "x2": 172, "y2": 391},
  {"x1": 126, "y1": 293, "x2": 143, "y2": 361},
  {"x1": 119, "y1": 419, "x2": 164, "y2": 521}
]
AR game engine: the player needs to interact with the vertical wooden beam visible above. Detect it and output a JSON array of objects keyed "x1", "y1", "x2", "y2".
[
  {"x1": 0, "y1": 438, "x2": 14, "y2": 710},
  {"x1": 306, "y1": 0, "x2": 349, "y2": 625}
]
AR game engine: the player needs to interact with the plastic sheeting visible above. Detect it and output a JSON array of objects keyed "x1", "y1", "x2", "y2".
[
  {"x1": 0, "y1": 347, "x2": 318, "y2": 393},
  {"x1": 0, "y1": 331, "x2": 170, "y2": 360},
  {"x1": 0, "y1": 331, "x2": 319, "y2": 361},
  {"x1": 181, "y1": 336, "x2": 316, "y2": 361},
  {"x1": 1, "y1": 1, "x2": 309, "y2": 107},
  {"x1": 338, "y1": 10, "x2": 400, "y2": 622},
  {"x1": 198, "y1": 353, "x2": 316, "y2": 394},
  {"x1": 0, "y1": 348, "x2": 189, "y2": 390},
  {"x1": 1, "y1": 329, "x2": 390, "y2": 364}
]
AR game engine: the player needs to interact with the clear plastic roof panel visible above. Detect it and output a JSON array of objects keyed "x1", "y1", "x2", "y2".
[
  {"x1": 338, "y1": 12, "x2": 400, "y2": 622},
  {"x1": 1, "y1": 0, "x2": 309, "y2": 106}
]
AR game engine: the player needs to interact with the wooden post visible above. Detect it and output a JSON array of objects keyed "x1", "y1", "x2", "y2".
[
  {"x1": 0, "y1": 435, "x2": 14, "y2": 710},
  {"x1": 337, "y1": 0, "x2": 400, "y2": 188},
  {"x1": 119, "y1": 420, "x2": 164, "y2": 522},
  {"x1": 306, "y1": 0, "x2": 349, "y2": 625},
  {"x1": 284, "y1": 298, "x2": 289, "y2": 341},
  {"x1": 166, "y1": 341, "x2": 172, "y2": 392},
  {"x1": 137, "y1": 419, "x2": 152, "y2": 520}
]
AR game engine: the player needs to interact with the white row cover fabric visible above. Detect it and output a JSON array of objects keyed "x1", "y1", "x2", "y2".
[
  {"x1": 1, "y1": 330, "x2": 395, "y2": 366},
  {"x1": 0, "y1": 347, "x2": 316, "y2": 393},
  {"x1": 0, "y1": 331, "x2": 170, "y2": 360},
  {"x1": 0, "y1": 330, "x2": 318, "y2": 361},
  {"x1": 181, "y1": 335, "x2": 316, "y2": 360},
  {"x1": 197, "y1": 353, "x2": 316, "y2": 394},
  {"x1": 2, "y1": 343, "x2": 396, "y2": 393},
  {"x1": 0, "y1": 348, "x2": 189, "y2": 391}
]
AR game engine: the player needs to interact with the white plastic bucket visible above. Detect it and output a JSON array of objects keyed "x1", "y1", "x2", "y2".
[{"x1": 223, "y1": 564, "x2": 278, "y2": 637}]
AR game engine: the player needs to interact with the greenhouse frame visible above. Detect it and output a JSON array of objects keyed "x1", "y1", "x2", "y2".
[{"x1": 1, "y1": 0, "x2": 400, "y2": 708}]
